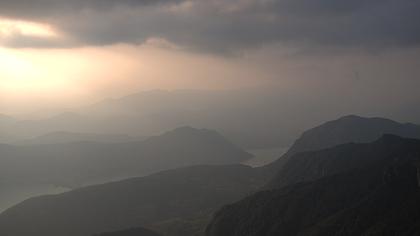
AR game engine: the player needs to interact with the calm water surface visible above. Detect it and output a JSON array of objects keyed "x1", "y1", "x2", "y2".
[
  {"x1": 243, "y1": 147, "x2": 289, "y2": 167},
  {"x1": 0, "y1": 182, "x2": 69, "y2": 213}
]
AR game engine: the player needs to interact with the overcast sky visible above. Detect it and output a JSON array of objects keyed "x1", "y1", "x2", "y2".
[{"x1": 0, "y1": 0, "x2": 419, "y2": 121}]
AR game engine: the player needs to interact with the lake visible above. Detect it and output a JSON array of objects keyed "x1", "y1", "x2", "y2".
[
  {"x1": 243, "y1": 147, "x2": 289, "y2": 167},
  {"x1": 0, "y1": 182, "x2": 69, "y2": 213}
]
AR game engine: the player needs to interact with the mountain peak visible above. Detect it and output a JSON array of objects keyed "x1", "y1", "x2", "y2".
[
  {"x1": 287, "y1": 115, "x2": 420, "y2": 155},
  {"x1": 338, "y1": 114, "x2": 364, "y2": 120},
  {"x1": 337, "y1": 115, "x2": 388, "y2": 123},
  {"x1": 159, "y1": 126, "x2": 216, "y2": 138},
  {"x1": 172, "y1": 126, "x2": 201, "y2": 133},
  {"x1": 264, "y1": 115, "x2": 420, "y2": 173}
]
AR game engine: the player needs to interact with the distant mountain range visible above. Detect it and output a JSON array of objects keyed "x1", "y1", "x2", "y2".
[
  {"x1": 3, "y1": 88, "x2": 420, "y2": 149},
  {"x1": 0, "y1": 126, "x2": 252, "y2": 187},
  {"x1": 18, "y1": 131, "x2": 146, "y2": 145},
  {"x1": 0, "y1": 90, "x2": 372, "y2": 149},
  {"x1": 206, "y1": 135, "x2": 420, "y2": 236}
]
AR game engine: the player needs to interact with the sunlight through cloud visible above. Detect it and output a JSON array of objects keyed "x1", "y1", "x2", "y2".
[{"x1": 0, "y1": 17, "x2": 58, "y2": 39}]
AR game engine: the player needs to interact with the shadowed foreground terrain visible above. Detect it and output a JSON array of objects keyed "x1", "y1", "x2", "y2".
[
  {"x1": 95, "y1": 227, "x2": 161, "y2": 236},
  {"x1": 206, "y1": 135, "x2": 420, "y2": 236},
  {"x1": 0, "y1": 165, "x2": 266, "y2": 236}
]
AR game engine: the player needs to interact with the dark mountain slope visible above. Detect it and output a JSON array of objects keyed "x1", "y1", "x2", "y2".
[
  {"x1": 0, "y1": 164, "x2": 265, "y2": 236},
  {"x1": 148, "y1": 215, "x2": 210, "y2": 236},
  {"x1": 206, "y1": 136, "x2": 420, "y2": 236},
  {"x1": 265, "y1": 115, "x2": 420, "y2": 172},
  {"x1": 0, "y1": 126, "x2": 252, "y2": 187},
  {"x1": 95, "y1": 227, "x2": 161, "y2": 236},
  {"x1": 267, "y1": 134, "x2": 420, "y2": 188}
]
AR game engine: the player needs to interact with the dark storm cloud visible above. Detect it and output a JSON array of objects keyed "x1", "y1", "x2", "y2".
[
  {"x1": 0, "y1": 0, "x2": 419, "y2": 52},
  {"x1": 0, "y1": 0, "x2": 181, "y2": 18}
]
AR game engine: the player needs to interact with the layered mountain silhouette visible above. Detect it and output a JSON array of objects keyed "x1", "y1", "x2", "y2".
[
  {"x1": 0, "y1": 165, "x2": 265, "y2": 236},
  {"x1": 19, "y1": 131, "x2": 145, "y2": 145},
  {"x1": 206, "y1": 135, "x2": 420, "y2": 236},
  {"x1": 0, "y1": 127, "x2": 252, "y2": 187},
  {"x1": 1, "y1": 89, "x2": 326, "y2": 149}
]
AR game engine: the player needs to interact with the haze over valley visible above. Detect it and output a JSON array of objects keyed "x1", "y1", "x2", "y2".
[{"x1": 0, "y1": 0, "x2": 420, "y2": 235}]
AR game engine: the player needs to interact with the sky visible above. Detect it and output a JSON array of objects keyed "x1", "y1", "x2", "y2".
[{"x1": 0, "y1": 0, "x2": 419, "y2": 119}]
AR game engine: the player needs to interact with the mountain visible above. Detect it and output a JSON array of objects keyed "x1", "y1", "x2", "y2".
[
  {"x1": 205, "y1": 135, "x2": 420, "y2": 236},
  {"x1": 80, "y1": 89, "x2": 299, "y2": 149},
  {"x1": 2, "y1": 115, "x2": 420, "y2": 236},
  {"x1": 148, "y1": 215, "x2": 210, "y2": 236},
  {"x1": 0, "y1": 164, "x2": 266, "y2": 236},
  {"x1": 266, "y1": 115, "x2": 420, "y2": 172},
  {"x1": 267, "y1": 134, "x2": 420, "y2": 189},
  {"x1": 0, "y1": 127, "x2": 252, "y2": 187},
  {"x1": 0, "y1": 114, "x2": 19, "y2": 143},
  {"x1": 4, "y1": 89, "x2": 326, "y2": 149},
  {"x1": 285, "y1": 115, "x2": 420, "y2": 157},
  {"x1": 19, "y1": 131, "x2": 145, "y2": 145},
  {"x1": 6, "y1": 112, "x2": 88, "y2": 139},
  {"x1": 4, "y1": 88, "x2": 420, "y2": 149},
  {"x1": 94, "y1": 227, "x2": 161, "y2": 236}
]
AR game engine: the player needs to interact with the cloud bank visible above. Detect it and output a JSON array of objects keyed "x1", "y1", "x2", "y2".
[{"x1": 0, "y1": 0, "x2": 419, "y2": 52}]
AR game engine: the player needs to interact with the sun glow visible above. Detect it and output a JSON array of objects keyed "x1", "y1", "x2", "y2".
[
  {"x1": 0, "y1": 17, "x2": 58, "y2": 39},
  {"x1": 0, "y1": 18, "x2": 68, "y2": 95},
  {"x1": 0, "y1": 45, "x2": 142, "y2": 116},
  {"x1": 0, "y1": 48, "x2": 62, "y2": 91}
]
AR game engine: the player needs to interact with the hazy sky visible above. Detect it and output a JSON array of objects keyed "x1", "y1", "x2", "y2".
[{"x1": 0, "y1": 0, "x2": 419, "y2": 118}]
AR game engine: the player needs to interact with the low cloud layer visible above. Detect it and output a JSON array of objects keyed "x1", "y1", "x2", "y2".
[{"x1": 0, "y1": 0, "x2": 419, "y2": 52}]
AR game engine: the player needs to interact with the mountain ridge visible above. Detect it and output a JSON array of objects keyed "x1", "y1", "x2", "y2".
[
  {"x1": 264, "y1": 115, "x2": 420, "y2": 173},
  {"x1": 0, "y1": 126, "x2": 252, "y2": 187},
  {"x1": 0, "y1": 164, "x2": 266, "y2": 236}
]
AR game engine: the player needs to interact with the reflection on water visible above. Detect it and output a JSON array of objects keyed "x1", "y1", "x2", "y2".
[
  {"x1": 0, "y1": 182, "x2": 69, "y2": 213},
  {"x1": 243, "y1": 147, "x2": 289, "y2": 167}
]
